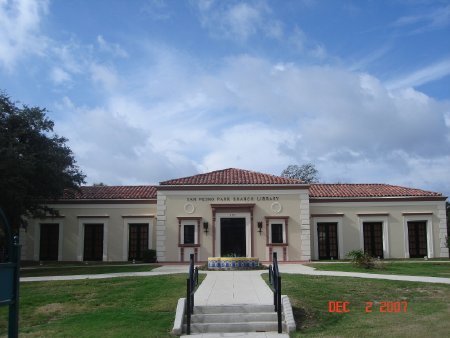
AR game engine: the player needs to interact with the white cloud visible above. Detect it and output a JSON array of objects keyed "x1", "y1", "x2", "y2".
[
  {"x1": 201, "y1": 123, "x2": 297, "y2": 174},
  {"x1": 55, "y1": 103, "x2": 198, "y2": 185},
  {"x1": 288, "y1": 26, "x2": 327, "y2": 59},
  {"x1": 50, "y1": 67, "x2": 71, "y2": 84},
  {"x1": 141, "y1": 0, "x2": 172, "y2": 21},
  {"x1": 385, "y1": 58, "x2": 450, "y2": 90},
  {"x1": 90, "y1": 63, "x2": 119, "y2": 91},
  {"x1": 393, "y1": 5, "x2": 450, "y2": 34},
  {"x1": 97, "y1": 35, "x2": 128, "y2": 58},
  {"x1": 48, "y1": 44, "x2": 449, "y2": 196},
  {"x1": 0, "y1": 0, "x2": 49, "y2": 70},
  {"x1": 194, "y1": 0, "x2": 283, "y2": 42}
]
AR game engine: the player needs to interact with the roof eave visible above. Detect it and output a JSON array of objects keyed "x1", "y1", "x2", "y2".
[
  {"x1": 157, "y1": 184, "x2": 309, "y2": 190},
  {"x1": 310, "y1": 196, "x2": 446, "y2": 202},
  {"x1": 49, "y1": 198, "x2": 157, "y2": 204}
]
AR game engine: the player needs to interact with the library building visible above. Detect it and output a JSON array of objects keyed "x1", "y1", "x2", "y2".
[{"x1": 21, "y1": 168, "x2": 448, "y2": 263}]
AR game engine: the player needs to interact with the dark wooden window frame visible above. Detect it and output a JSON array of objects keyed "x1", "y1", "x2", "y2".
[
  {"x1": 264, "y1": 216, "x2": 289, "y2": 246},
  {"x1": 264, "y1": 216, "x2": 289, "y2": 261},
  {"x1": 177, "y1": 217, "x2": 201, "y2": 248}
]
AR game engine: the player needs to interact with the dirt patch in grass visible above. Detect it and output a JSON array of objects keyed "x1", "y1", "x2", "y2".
[
  {"x1": 35, "y1": 303, "x2": 87, "y2": 317},
  {"x1": 35, "y1": 303, "x2": 67, "y2": 315}
]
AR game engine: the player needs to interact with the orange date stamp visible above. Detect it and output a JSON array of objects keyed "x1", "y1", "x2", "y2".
[{"x1": 328, "y1": 301, "x2": 408, "y2": 313}]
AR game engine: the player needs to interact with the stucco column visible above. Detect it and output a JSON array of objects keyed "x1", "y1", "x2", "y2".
[
  {"x1": 156, "y1": 191, "x2": 167, "y2": 261},
  {"x1": 437, "y1": 202, "x2": 449, "y2": 258},
  {"x1": 299, "y1": 191, "x2": 311, "y2": 261}
]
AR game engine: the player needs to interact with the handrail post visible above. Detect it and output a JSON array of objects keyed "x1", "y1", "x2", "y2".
[
  {"x1": 277, "y1": 275, "x2": 282, "y2": 333},
  {"x1": 9, "y1": 236, "x2": 20, "y2": 338},
  {"x1": 186, "y1": 278, "x2": 191, "y2": 335}
]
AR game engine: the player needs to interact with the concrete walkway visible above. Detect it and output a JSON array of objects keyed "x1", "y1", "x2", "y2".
[
  {"x1": 20, "y1": 264, "x2": 190, "y2": 282},
  {"x1": 181, "y1": 270, "x2": 289, "y2": 338},
  {"x1": 21, "y1": 263, "x2": 450, "y2": 284},
  {"x1": 194, "y1": 270, "x2": 273, "y2": 306},
  {"x1": 183, "y1": 333, "x2": 287, "y2": 338},
  {"x1": 278, "y1": 264, "x2": 450, "y2": 284}
]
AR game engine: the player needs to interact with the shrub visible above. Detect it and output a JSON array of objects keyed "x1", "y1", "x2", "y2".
[
  {"x1": 346, "y1": 249, "x2": 375, "y2": 269},
  {"x1": 142, "y1": 249, "x2": 157, "y2": 263}
]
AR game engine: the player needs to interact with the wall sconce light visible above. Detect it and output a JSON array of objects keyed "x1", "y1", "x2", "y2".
[
  {"x1": 203, "y1": 221, "x2": 209, "y2": 234},
  {"x1": 257, "y1": 221, "x2": 263, "y2": 234}
]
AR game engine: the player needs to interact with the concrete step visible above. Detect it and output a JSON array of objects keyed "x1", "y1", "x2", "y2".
[
  {"x1": 194, "y1": 305, "x2": 274, "y2": 314},
  {"x1": 191, "y1": 312, "x2": 278, "y2": 323},
  {"x1": 183, "y1": 321, "x2": 286, "y2": 333}
]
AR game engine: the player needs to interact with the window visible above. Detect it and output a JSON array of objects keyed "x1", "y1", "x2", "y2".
[
  {"x1": 271, "y1": 223, "x2": 283, "y2": 244},
  {"x1": 178, "y1": 217, "x2": 201, "y2": 247},
  {"x1": 266, "y1": 217, "x2": 288, "y2": 245},
  {"x1": 183, "y1": 224, "x2": 196, "y2": 245}
]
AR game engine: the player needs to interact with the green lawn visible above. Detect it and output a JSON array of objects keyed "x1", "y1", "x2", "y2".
[
  {"x1": 3, "y1": 272, "x2": 449, "y2": 337},
  {"x1": 308, "y1": 262, "x2": 450, "y2": 278},
  {"x1": 21, "y1": 264, "x2": 160, "y2": 277},
  {"x1": 0, "y1": 274, "x2": 200, "y2": 337},
  {"x1": 279, "y1": 274, "x2": 450, "y2": 337}
]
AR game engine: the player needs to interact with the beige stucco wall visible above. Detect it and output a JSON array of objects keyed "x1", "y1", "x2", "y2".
[
  {"x1": 156, "y1": 189, "x2": 310, "y2": 262},
  {"x1": 23, "y1": 202, "x2": 156, "y2": 261},
  {"x1": 21, "y1": 193, "x2": 447, "y2": 262},
  {"x1": 310, "y1": 200, "x2": 447, "y2": 259}
]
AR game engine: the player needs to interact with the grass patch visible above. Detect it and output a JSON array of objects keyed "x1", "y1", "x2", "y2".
[
  {"x1": 308, "y1": 262, "x2": 450, "y2": 278},
  {"x1": 21, "y1": 264, "x2": 160, "y2": 277},
  {"x1": 268, "y1": 274, "x2": 450, "y2": 337},
  {"x1": 0, "y1": 274, "x2": 203, "y2": 337}
]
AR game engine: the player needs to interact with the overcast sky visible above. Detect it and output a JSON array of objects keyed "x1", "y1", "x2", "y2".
[{"x1": 1, "y1": 0, "x2": 449, "y2": 196}]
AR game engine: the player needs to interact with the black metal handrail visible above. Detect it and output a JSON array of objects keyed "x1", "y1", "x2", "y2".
[
  {"x1": 268, "y1": 252, "x2": 282, "y2": 333},
  {"x1": 185, "y1": 254, "x2": 199, "y2": 335}
]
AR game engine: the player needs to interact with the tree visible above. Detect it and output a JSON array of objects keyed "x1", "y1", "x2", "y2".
[
  {"x1": 281, "y1": 163, "x2": 319, "y2": 183},
  {"x1": 0, "y1": 92, "x2": 85, "y2": 232}
]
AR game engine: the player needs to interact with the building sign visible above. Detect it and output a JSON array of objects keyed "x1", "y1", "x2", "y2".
[{"x1": 186, "y1": 196, "x2": 280, "y2": 202}]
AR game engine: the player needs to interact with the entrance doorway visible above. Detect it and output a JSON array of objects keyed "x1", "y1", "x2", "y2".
[
  {"x1": 408, "y1": 221, "x2": 427, "y2": 258},
  {"x1": 128, "y1": 223, "x2": 149, "y2": 261},
  {"x1": 39, "y1": 223, "x2": 59, "y2": 261},
  {"x1": 363, "y1": 222, "x2": 384, "y2": 258},
  {"x1": 317, "y1": 222, "x2": 338, "y2": 260},
  {"x1": 220, "y1": 218, "x2": 246, "y2": 257},
  {"x1": 83, "y1": 224, "x2": 104, "y2": 261}
]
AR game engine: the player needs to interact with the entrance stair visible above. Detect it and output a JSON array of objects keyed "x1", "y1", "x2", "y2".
[{"x1": 183, "y1": 304, "x2": 286, "y2": 334}]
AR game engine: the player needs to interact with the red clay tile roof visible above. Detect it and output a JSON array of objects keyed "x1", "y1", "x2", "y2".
[
  {"x1": 309, "y1": 184, "x2": 443, "y2": 198},
  {"x1": 160, "y1": 168, "x2": 304, "y2": 185},
  {"x1": 62, "y1": 186, "x2": 157, "y2": 200}
]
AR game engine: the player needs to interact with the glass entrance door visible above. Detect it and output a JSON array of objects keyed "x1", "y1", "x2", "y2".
[
  {"x1": 39, "y1": 223, "x2": 59, "y2": 261},
  {"x1": 83, "y1": 224, "x2": 104, "y2": 261},
  {"x1": 363, "y1": 222, "x2": 383, "y2": 258},
  {"x1": 317, "y1": 222, "x2": 338, "y2": 260},
  {"x1": 128, "y1": 223, "x2": 149, "y2": 261},
  {"x1": 220, "y1": 218, "x2": 246, "y2": 257},
  {"x1": 408, "y1": 221, "x2": 427, "y2": 258}
]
